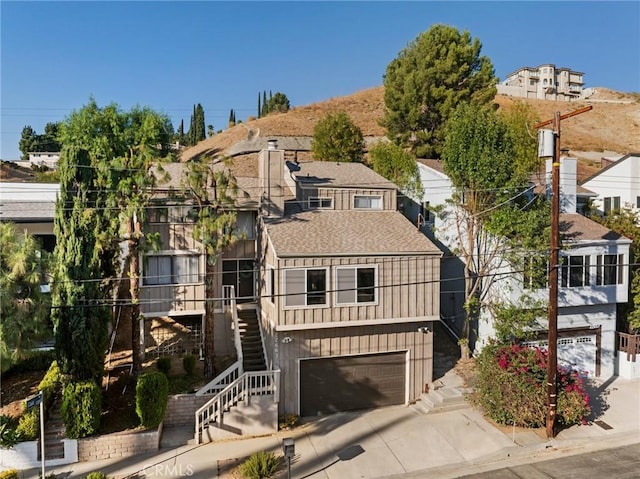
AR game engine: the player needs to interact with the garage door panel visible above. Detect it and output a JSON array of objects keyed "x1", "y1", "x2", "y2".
[{"x1": 300, "y1": 352, "x2": 406, "y2": 417}]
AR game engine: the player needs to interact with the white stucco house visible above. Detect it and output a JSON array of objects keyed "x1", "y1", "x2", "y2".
[
  {"x1": 579, "y1": 153, "x2": 640, "y2": 216},
  {"x1": 408, "y1": 157, "x2": 632, "y2": 380}
]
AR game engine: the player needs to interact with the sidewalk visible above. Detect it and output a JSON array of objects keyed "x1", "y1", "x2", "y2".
[{"x1": 24, "y1": 376, "x2": 640, "y2": 479}]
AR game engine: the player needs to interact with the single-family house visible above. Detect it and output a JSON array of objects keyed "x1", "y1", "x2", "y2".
[
  {"x1": 410, "y1": 156, "x2": 631, "y2": 380},
  {"x1": 579, "y1": 153, "x2": 640, "y2": 216},
  {"x1": 257, "y1": 149, "x2": 442, "y2": 416}
]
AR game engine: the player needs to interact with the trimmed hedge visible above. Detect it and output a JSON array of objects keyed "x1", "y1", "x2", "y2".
[
  {"x1": 38, "y1": 360, "x2": 63, "y2": 411},
  {"x1": 16, "y1": 409, "x2": 39, "y2": 440},
  {"x1": 61, "y1": 381, "x2": 102, "y2": 438},
  {"x1": 0, "y1": 469, "x2": 19, "y2": 479},
  {"x1": 136, "y1": 372, "x2": 168, "y2": 429}
]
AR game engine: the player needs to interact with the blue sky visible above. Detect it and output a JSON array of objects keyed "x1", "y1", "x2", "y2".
[{"x1": 1, "y1": 1, "x2": 639, "y2": 161}]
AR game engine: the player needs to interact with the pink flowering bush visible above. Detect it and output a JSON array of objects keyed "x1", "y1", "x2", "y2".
[{"x1": 471, "y1": 342, "x2": 591, "y2": 427}]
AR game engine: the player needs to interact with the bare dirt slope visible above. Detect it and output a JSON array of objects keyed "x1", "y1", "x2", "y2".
[{"x1": 181, "y1": 86, "x2": 640, "y2": 173}]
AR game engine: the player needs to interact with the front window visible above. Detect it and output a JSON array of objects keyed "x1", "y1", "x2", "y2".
[
  {"x1": 353, "y1": 195, "x2": 382, "y2": 210},
  {"x1": 335, "y1": 266, "x2": 376, "y2": 304},
  {"x1": 144, "y1": 254, "x2": 200, "y2": 285},
  {"x1": 561, "y1": 255, "x2": 590, "y2": 288},
  {"x1": 596, "y1": 254, "x2": 624, "y2": 285},
  {"x1": 284, "y1": 268, "x2": 328, "y2": 308}
]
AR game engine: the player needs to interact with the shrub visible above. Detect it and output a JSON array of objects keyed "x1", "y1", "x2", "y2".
[
  {"x1": 85, "y1": 472, "x2": 110, "y2": 479},
  {"x1": 278, "y1": 413, "x2": 300, "y2": 430},
  {"x1": 16, "y1": 409, "x2": 39, "y2": 440},
  {"x1": 39, "y1": 360, "x2": 63, "y2": 410},
  {"x1": 0, "y1": 469, "x2": 19, "y2": 479},
  {"x1": 61, "y1": 381, "x2": 102, "y2": 438},
  {"x1": 471, "y1": 342, "x2": 590, "y2": 428},
  {"x1": 0, "y1": 416, "x2": 20, "y2": 448},
  {"x1": 182, "y1": 354, "x2": 196, "y2": 376},
  {"x1": 136, "y1": 372, "x2": 169, "y2": 429},
  {"x1": 157, "y1": 356, "x2": 172, "y2": 376},
  {"x1": 239, "y1": 451, "x2": 281, "y2": 479}
]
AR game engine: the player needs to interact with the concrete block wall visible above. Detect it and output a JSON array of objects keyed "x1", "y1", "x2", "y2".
[
  {"x1": 77, "y1": 426, "x2": 161, "y2": 462},
  {"x1": 164, "y1": 394, "x2": 210, "y2": 427}
]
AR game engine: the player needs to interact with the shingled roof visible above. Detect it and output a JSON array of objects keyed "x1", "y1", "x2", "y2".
[{"x1": 264, "y1": 210, "x2": 441, "y2": 257}]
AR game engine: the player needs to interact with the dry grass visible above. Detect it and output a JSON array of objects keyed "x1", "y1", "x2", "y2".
[{"x1": 181, "y1": 85, "x2": 640, "y2": 172}]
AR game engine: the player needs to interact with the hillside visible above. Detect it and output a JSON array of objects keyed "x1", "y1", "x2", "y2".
[{"x1": 181, "y1": 86, "x2": 640, "y2": 180}]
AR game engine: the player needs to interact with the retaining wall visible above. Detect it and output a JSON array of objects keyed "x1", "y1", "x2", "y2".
[{"x1": 77, "y1": 423, "x2": 162, "y2": 462}]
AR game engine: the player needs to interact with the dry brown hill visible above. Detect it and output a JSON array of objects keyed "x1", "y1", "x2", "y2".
[{"x1": 181, "y1": 86, "x2": 640, "y2": 181}]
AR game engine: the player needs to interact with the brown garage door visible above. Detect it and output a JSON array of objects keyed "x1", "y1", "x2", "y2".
[{"x1": 299, "y1": 352, "x2": 406, "y2": 417}]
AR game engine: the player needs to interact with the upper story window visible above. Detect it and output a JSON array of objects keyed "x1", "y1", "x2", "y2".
[
  {"x1": 636, "y1": 196, "x2": 640, "y2": 209},
  {"x1": 144, "y1": 254, "x2": 200, "y2": 285},
  {"x1": 596, "y1": 254, "x2": 624, "y2": 286},
  {"x1": 283, "y1": 268, "x2": 328, "y2": 308},
  {"x1": 235, "y1": 211, "x2": 256, "y2": 240},
  {"x1": 561, "y1": 255, "x2": 590, "y2": 288},
  {"x1": 335, "y1": 266, "x2": 376, "y2": 305},
  {"x1": 308, "y1": 197, "x2": 333, "y2": 209},
  {"x1": 147, "y1": 207, "x2": 169, "y2": 223},
  {"x1": 603, "y1": 196, "x2": 620, "y2": 215},
  {"x1": 353, "y1": 195, "x2": 382, "y2": 210}
]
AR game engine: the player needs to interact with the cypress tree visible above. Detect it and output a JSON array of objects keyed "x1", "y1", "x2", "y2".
[
  {"x1": 262, "y1": 91, "x2": 267, "y2": 117},
  {"x1": 258, "y1": 93, "x2": 261, "y2": 118},
  {"x1": 51, "y1": 146, "x2": 111, "y2": 382}
]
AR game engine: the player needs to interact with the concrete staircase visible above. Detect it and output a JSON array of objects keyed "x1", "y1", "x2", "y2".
[
  {"x1": 237, "y1": 308, "x2": 266, "y2": 372},
  {"x1": 413, "y1": 369, "x2": 472, "y2": 414},
  {"x1": 38, "y1": 399, "x2": 65, "y2": 460}
]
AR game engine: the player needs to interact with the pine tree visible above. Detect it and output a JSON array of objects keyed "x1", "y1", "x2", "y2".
[{"x1": 182, "y1": 158, "x2": 239, "y2": 378}]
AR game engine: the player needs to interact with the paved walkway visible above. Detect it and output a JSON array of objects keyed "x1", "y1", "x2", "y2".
[{"x1": 21, "y1": 375, "x2": 639, "y2": 479}]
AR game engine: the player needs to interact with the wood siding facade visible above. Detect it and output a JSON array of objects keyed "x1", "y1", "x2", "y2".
[
  {"x1": 259, "y1": 319, "x2": 433, "y2": 414},
  {"x1": 297, "y1": 186, "x2": 397, "y2": 211}
]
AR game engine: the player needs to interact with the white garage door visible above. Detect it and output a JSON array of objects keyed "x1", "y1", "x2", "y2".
[
  {"x1": 558, "y1": 336, "x2": 596, "y2": 377},
  {"x1": 524, "y1": 336, "x2": 596, "y2": 377}
]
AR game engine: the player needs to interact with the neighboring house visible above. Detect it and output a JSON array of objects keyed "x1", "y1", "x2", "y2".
[
  {"x1": 256, "y1": 149, "x2": 442, "y2": 416},
  {"x1": 28, "y1": 152, "x2": 60, "y2": 169},
  {"x1": 411, "y1": 156, "x2": 631, "y2": 380},
  {"x1": 579, "y1": 153, "x2": 640, "y2": 216},
  {"x1": 497, "y1": 64, "x2": 588, "y2": 101},
  {"x1": 138, "y1": 161, "x2": 260, "y2": 358},
  {"x1": 0, "y1": 181, "x2": 59, "y2": 252}
]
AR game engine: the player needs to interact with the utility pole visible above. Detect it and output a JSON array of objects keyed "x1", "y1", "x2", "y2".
[{"x1": 534, "y1": 105, "x2": 592, "y2": 438}]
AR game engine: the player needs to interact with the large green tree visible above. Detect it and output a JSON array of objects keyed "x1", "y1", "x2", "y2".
[
  {"x1": 382, "y1": 24, "x2": 497, "y2": 158},
  {"x1": 369, "y1": 141, "x2": 422, "y2": 198},
  {"x1": 0, "y1": 223, "x2": 50, "y2": 369},
  {"x1": 51, "y1": 145, "x2": 112, "y2": 381},
  {"x1": 311, "y1": 111, "x2": 364, "y2": 163},
  {"x1": 188, "y1": 103, "x2": 206, "y2": 146},
  {"x1": 265, "y1": 92, "x2": 290, "y2": 114},
  {"x1": 440, "y1": 102, "x2": 547, "y2": 344},
  {"x1": 182, "y1": 158, "x2": 239, "y2": 378},
  {"x1": 54, "y1": 100, "x2": 173, "y2": 377}
]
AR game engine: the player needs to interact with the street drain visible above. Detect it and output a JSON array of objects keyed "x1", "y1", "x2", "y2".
[{"x1": 594, "y1": 420, "x2": 613, "y2": 430}]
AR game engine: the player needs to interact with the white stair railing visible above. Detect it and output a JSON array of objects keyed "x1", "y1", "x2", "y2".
[
  {"x1": 194, "y1": 369, "x2": 280, "y2": 444},
  {"x1": 195, "y1": 285, "x2": 244, "y2": 396}
]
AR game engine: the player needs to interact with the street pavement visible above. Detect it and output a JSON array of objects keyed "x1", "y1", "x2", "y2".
[{"x1": 21, "y1": 375, "x2": 640, "y2": 479}]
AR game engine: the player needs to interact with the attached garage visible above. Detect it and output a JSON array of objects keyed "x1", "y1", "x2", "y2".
[
  {"x1": 299, "y1": 351, "x2": 407, "y2": 417},
  {"x1": 524, "y1": 332, "x2": 598, "y2": 377}
]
